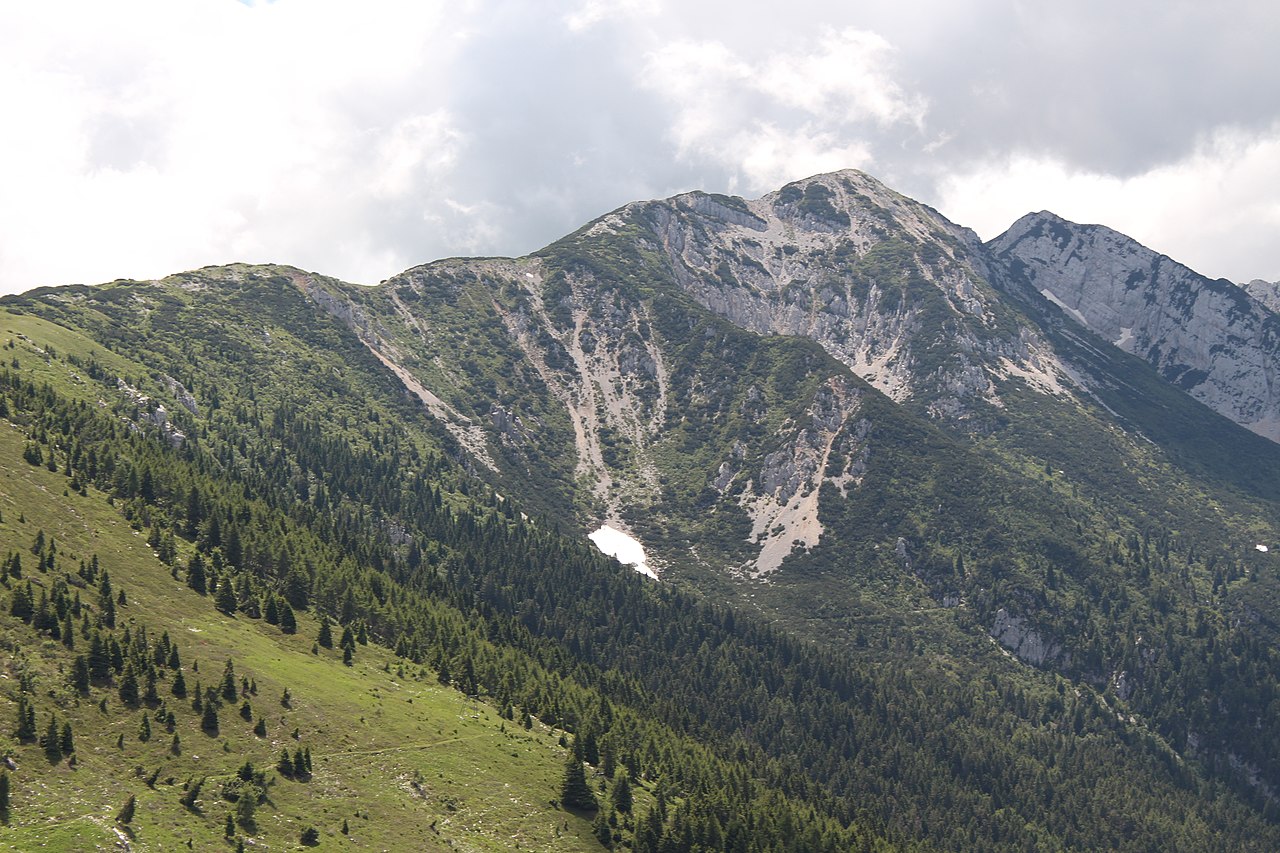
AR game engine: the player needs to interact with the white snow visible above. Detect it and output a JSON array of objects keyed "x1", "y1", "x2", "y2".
[
  {"x1": 1114, "y1": 326, "x2": 1134, "y2": 348},
  {"x1": 1257, "y1": 544, "x2": 1269, "y2": 553},
  {"x1": 1040, "y1": 289, "x2": 1090, "y2": 328},
  {"x1": 589, "y1": 525, "x2": 658, "y2": 579}
]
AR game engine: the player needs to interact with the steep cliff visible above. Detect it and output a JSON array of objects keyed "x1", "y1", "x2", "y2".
[{"x1": 989, "y1": 212, "x2": 1280, "y2": 440}]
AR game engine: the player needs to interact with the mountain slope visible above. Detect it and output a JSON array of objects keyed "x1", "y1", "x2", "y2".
[
  {"x1": 4, "y1": 170, "x2": 1280, "y2": 850},
  {"x1": 284, "y1": 171, "x2": 1280, "y2": 812}
]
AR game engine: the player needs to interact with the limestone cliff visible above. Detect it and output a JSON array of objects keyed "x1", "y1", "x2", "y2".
[{"x1": 989, "y1": 213, "x2": 1280, "y2": 441}]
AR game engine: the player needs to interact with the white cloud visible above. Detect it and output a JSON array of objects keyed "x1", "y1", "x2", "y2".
[
  {"x1": 934, "y1": 123, "x2": 1280, "y2": 283},
  {"x1": 0, "y1": 2, "x2": 1278, "y2": 293},
  {"x1": 0, "y1": 0, "x2": 462, "y2": 290},
  {"x1": 564, "y1": 0, "x2": 660, "y2": 33},
  {"x1": 642, "y1": 27, "x2": 924, "y2": 193}
]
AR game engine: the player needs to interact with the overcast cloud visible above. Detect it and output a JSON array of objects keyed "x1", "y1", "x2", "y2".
[{"x1": 1, "y1": 0, "x2": 1277, "y2": 294}]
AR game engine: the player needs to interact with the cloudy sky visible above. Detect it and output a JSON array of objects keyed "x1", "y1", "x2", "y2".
[{"x1": 2, "y1": 0, "x2": 1277, "y2": 294}]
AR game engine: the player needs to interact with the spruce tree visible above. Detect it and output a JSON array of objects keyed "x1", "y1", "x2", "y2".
[
  {"x1": 559, "y1": 752, "x2": 597, "y2": 811},
  {"x1": 221, "y1": 659, "x2": 237, "y2": 702},
  {"x1": 279, "y1": 603, "x2": 297, "y2": 634},
  {"x1": 215, "y1": 575, "x2": 238, "y2": 615},
  {"x1": 118, "y1": 661, "x2": 139, "y2": 706},
  {"x1": 116, "y1": 795, "x2": 136, "y2": 825},
  {"x1": 186, "y1": 554, "x2": 207, "y2": 596},
  {"x1": 610, "y1": 775, "x2": 633, "y2": 814},
  {"x1": 0, "y1": 769, "x2": 9, "y2": 822},
  {"x1": 71, "y1": 655, "x2": 90, "y2": 694},
  {"x1": 317, "y1": 620, "x2": 332, "y2": 649},
  {"x1": 201, "y1": 700, "x2": 219, "y2": 734}
]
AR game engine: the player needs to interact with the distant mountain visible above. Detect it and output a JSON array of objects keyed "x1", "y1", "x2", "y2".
[
  {"x1": 990, "y1": 212, "x2": 1280, "y2": 441},
  {"x1": 1244, "y1": 278, "x2": 1280, "y2": 313},
  {"x1": 4, "y1": 170, "x2": 1280, "y2": 850}
]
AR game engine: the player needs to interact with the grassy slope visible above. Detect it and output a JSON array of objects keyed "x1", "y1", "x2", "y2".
[{"x1": 0, "y1": 314, "x2": 604, "y2": 852}]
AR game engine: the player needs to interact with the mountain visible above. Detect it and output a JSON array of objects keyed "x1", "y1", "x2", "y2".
[
  {"x1": 1244, "y1": 278, "x2": 1280, "y2": 314},
  {"x1": 1, "y1": 170, "x2": 1280, "y2": 850},
  {"x1": 990, "y1": 212, "x2": 1280, "y2": 441}
]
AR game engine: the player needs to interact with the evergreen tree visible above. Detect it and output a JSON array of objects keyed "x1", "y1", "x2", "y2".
[
  {"x1": 186, "y1": 554, "x2": 207, "y2": 596},
  {"x1": 14, "y1": 696, "x2": 36, "y2": 741},
  {"x1": 559, "y1": 752, "x2": 597, "y2": 811},
  {"x1": 70, "y1": 655, "x2": 90, "y2": 694},
  {"x1": 221, "y1": 659, "x2": 237, "y2": 702},
  {"x1": 43, "y1": 714, "x2": 62, "y2": 761},
  {"x1": 215, "y1": 575, "x2": 238, "y2": 615},
  {"x1": 0, "y1": 769, "x2": 9, "y2": 822},
  {"x1": 610, "y1": 775, "x2": 633, "y2": 814},
  {"x1": 317, "y1": 619, "x2": 332, "y2": 649},
  {"x1": 116, "y1": 795, "x2": 136, "y2": 825},
  {"x1": 279, "y1": 603, "x2": 297, "y2": 634},
  {"x1": 594, "y1": 810, "x2": 613, "y2": 848},
  {"x1": 118, "y1": 661, "x2": 140, "y2": 706},
  {"x1": 9, "y1": 582, "x2": 32, "y2": 621},
  {"x1": 201, "y1": 701, "x2": 219, "y2": 734},
  {"x1": 277, "y1": 749, "x2": 294, "y2": 777},
  {"x1": 179, "y1": 776, "x2": 204, "y2": 809}
]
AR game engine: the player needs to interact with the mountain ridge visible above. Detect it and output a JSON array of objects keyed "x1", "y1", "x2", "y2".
[{"x1": 4, "y1": 168, "x2": 1280, "y2": 850}]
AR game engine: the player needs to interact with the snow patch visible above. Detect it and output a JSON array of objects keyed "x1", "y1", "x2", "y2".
[
  {"x1": 1257, "y1": 544, "x2": 1269, "y2": 553},
  {"x1": 589, "y1": 525, "x2": 658, "y2": 580},
  {"x1": 1040, "y1": 288, "x2": 1089, "y2": 328},
  {"x1": 1114, "y1": 326, "x2": 1134, "y2": 349}
]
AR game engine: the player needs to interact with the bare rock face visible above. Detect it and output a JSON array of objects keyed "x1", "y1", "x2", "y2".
[
  {"x1": 636, "y1": 170, "x2": 1073, "y2": 422},
  {"x1": 990, "y1": 213, "x2": 1280, "y2": 441},
  {"x1": 990, "y1": 607, "x2": 1063, "y2": 667},
  {"x1": 1243, "y1": 279, "x2": 1280, "y2": 314}
]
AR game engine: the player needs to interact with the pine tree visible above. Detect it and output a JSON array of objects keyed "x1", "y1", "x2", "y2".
[
  {"x1": 179, "y1": 776, "x2": 204, "y2": 809},
  {"x1": 279, "y1": 603, "x2": 297, "y2": 634},
  {"x1": 186, "y1": 554, "x2": 207, "y2": 596},
  {"x1": 293, "y1": 749, "x2": 307, "y2": 778},
  {"x1": 9, "y1": 583, "x2": 32, "y2": 621},
  {"x1": 215, "y1": 575, "x2": 238, "y2": 615},
  {"x1": 71, "y1": 655, "x2": 90, "y2": 694},
  {"x1": 559, "y1": 752, "x2": 597, "y2": 811},
  {"x1": 118, "y1": 661, "x2": 140, "y2": 706},
  {"x1": 116, "y1": 794, "x2": 136, "y2": 825},
  {"x1": 221, "y1": 659, "x2": 237, "y2": 702},
  {"x1": 201, "y1": 700, "x2": 219, "y2": 734},
  {"x1": 317, "y1": 620, "x2": 333, "y2": 649},
  {"x1": 594, "y1": 810, "x2": 613, "y2": 848},
  {"x1": 43, "y1": 714, "x2": 62, "y2": 761},
  {"x1": 0, "y1": 769, "x2": 9, "y2": 822},
  {"x1": 611, "y1": 774, "x2": 634, "y2": 813}
]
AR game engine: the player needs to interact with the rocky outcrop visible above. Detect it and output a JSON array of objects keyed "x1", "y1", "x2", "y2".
[
  {"x1": 990, "y1": 213, "x2": 1280, "y2": 441},
  {"x1": 1243, "y1": 279, "x2": 1280, "y2": 314},
  {"x1": 990, "y1": 607, "x2": 1062, "y2": 667}
]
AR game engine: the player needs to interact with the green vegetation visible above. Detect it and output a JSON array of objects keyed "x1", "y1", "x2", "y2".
[{"x1": 2, "y1": 189, "x2": 1280, "y2": 853}]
